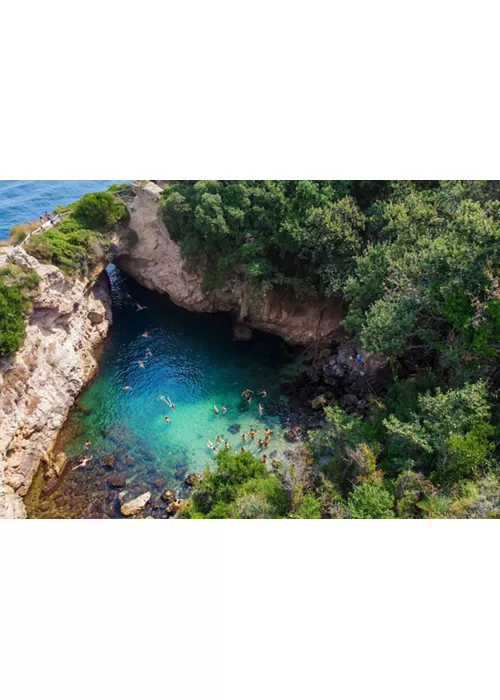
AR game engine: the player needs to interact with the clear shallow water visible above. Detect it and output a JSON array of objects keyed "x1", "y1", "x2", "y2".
[
  {"x1": 26, "y1": 268, "x2": 301, "y2": 518},
  {"x1": 0, "y1": 180, "x2": 128, "y2": 239}
]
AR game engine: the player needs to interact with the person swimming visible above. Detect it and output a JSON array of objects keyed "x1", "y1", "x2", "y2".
[
  {"x1": 241, "y1": 389, "x2": 253, "y2": 398},
  {"x1": 146, "y1": 349, "x2": 153, "y2": 358},
  {"x1": 214, "y1": 405, "x2": 219, "y2": 415},
  {"x1": 84, "y1": 440, "x2": 91, "y2": 451},
  {"x1": 166, "y1": 397, "x2": 175, "y2": 410},
  {"x1": 136, "y1": 303, "x2": 147, "y2": 311},
  {"x1": 224, "y1": 441, "x2": 230, "y2": 449},
  {"x1": 164, "y1": 416, "x2": 171, "y2": 423},
  {"x1": 123, "y1": 386, "x2": 132, "y2": 391},
  {"x1": 138, "y1": 361, "x2": 145, "y2": 368},
  {"x1": 216, "y1": 435, "x2": 222, "y2": 444},
  {"x1": 142, "y1": 332, "x2": 149, "y2": 338},
  {"x1": 241, "y1": 446, "x2": 247, "y2": 453},
  {"x1": 207, "y1": 440, "x2": 215, "y2": 450},
  {"x1": 241, "y1": 433, "x2": 247, "y2": 443},
  {"x1": 262, "y1": 455, "x2": 268, "y2": 465},
  {"x1": 261, "y1": 389, "x2": 267, "y2": 397},
  {"x1": 265, "y1": 429, "x2": 271, "y2": 439},
  {"x1": 271, "y1": 460, "x2": 278, "y2": 468},
  {"x1": 73, "y1": 455, "x2": 93, "y2": 471},
  {"x1": 248, "y1": 396, "x2": 252, "y2": 405},
  {"x1": 221, "y1": 406, "x2": 227, "y2": 414},
  {"x1": 259, "y1": 404, "x2": 264, "y2": 416},
  {"x1": 249, "y1": 429, "x2": 257, "y2": 439},
  {"x1": 258, "y1": 438, "x2": 264, "y2": 450}
]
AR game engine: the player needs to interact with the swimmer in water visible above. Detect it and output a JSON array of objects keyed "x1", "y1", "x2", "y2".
[
  {"x1": 136, "y1": 303, "x2": 147, "y2": 311},
  {"x1": 241, "y1": 433, "x2": 247, "y2": 443},
  {"x1": 259, "y1": 404, "x2": 264, "y2": 416},
  {"x1": 241, "y1": 446, "x2": 247, "y2": 453},
  {"x1": 258, "y1": 438, "x2": 264, "y2": 450},
  {"x1": 214, "y1": 405, "x2": 219, "y2": 415},
  {"x1": 73, "y1": 455, "x2": 93, "y2": 471},
  {"x1": 241, "y1": 389, "x2": 254, "y2": 398},
  {"x1": 225, "y1": 441, "x2": 230, "y2": 449},
  {"x1": 262, "y1": 455, "x2": 268, "y2": 465},
  {"x1": 84, "y1": 440, "x2": 91, "y2": 450},
  {"x1": 271, "y1": 460, "x2": 278, "y2": 468},
  {"x1": 216, "y1": 435, "x2": 222, "y2": 444},
  {"x1": 138, "y1": 361, "x2": 145, "y2": 368},
  {"x1": 164, "y1": 416, "x2": 171, "y2": 423},
  {"x1": 265, "y1": 429, "x2": 272, "y2": 439},
  {"x1": 248, "y1": 396, "x2": 252, "y2": 405},
  {"x1": 249, "y1": 429, "x2": 257, "y2": 440},
  {"x1": 142, "y1": 332, "x2": 149, "y2": 338},
  {"x1": 207, "y1": 440, "x2": 215, "y2": 450},
  {"x1": 261, "y1": 389, "x2": 267, "y2": 397},
  {"x1": 123, "y1": 386, "x2": 132, "y2": 391},
  {"x1": 221, "y1": 406, "x2": 227, "y2": 414},
  {"x1": 146, "y1": 349, "x2": 153, "y2": 358}
]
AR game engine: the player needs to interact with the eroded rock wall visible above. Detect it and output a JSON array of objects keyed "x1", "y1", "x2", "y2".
[
  {"x1": 115, "y1": 187, "x2": 347, "y2": 346},
  {"x1": 0, "y1": 250, "x2": 112, "y2": 519}
]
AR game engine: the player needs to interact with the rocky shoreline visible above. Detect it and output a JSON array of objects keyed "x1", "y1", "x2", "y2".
[{"x1": 0, "y1": 249, "x2": 112, "y2": 519}]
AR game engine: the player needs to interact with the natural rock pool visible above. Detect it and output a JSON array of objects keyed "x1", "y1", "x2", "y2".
[{"x1": 26, "y1": 267, "x2": 304, "y2": 518}]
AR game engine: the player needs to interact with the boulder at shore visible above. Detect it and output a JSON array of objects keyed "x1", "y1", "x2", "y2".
[{"x1": 120, "y1": 492, "x2": 151, "y2": 517}]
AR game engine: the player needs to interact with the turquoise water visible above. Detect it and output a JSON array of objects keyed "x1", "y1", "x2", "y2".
[
  {"x1": 26, "y1": 267, "x2": 300, "y2": 517},
  {"x1": 77, "y1": 267, "x2": 296, "y2": 468},
  {"x1": 0, "y1": 180, "x2": 129, "y2": 239}
]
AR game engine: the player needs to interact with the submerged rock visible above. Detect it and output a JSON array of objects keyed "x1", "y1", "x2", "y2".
[
  {"x1": 228, "y1": 423, "x2": 241, "y2": 435},
  {"x1": 161, "y1": 489, "x2": 176, "y2": 503},
  {"x1": 184, "y1": 473, "x2": 202, "y2": 488},
  {"x1": 233, "y1": 324, "x2": 252, "y2": 342},
  {"x1": 103, "y1": 454, "x2": 116, "y2": 469},
  {"x1": 107, "y1": 474, "x2": 126, "y2": 489},
  {"x1": 120, "y1": 492, "x2": 151, "y2": 517}
]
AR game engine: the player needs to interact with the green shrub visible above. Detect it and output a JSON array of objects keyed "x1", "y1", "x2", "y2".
[
  {"x1": 25, "y1": 227, "x2": 109, "y2": 276},
  {"x1": 0, "y1": 282, "x2": 25, "y2": 356},
  {"x1": 347, "y1": 480, "x2": 395, "y2": 519},
  {"x1": 73, "y1": 191, "x2": 128, "y2": 230},
  {"x1": 182, "y1": 449, "x2": 288, "y2": 519}
]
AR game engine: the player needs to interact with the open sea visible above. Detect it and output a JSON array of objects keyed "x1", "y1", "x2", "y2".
[{"x1": 0, "y1": 180, "x2": 129, "y2": 239}]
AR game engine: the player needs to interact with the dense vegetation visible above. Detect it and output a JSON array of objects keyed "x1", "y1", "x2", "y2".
[
  {"x1": 0, "y1": 188, "x2": 127, "y2": 357},
  {"x1": 25, "y1": 190, "x2": 128, "y2": 275},
  {"x1": 170, "y1": 181, "x2": 500, "y2": 518},
  {"x1": 0, "y1": 264, "x2": 40, "y2": 355}
]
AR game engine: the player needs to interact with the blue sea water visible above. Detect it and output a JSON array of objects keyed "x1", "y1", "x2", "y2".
[{"x1": 0, "y1": 180, "x2": 129, "y2": 239}]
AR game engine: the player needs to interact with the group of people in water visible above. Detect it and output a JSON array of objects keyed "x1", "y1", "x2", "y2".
[{"x1": 117, "y1": 316, "x2": 280, "y2": 472}]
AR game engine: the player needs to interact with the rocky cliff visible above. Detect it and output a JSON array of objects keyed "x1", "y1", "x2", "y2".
[
  {"x1": 115, "y1": 186, "x2": 348, "y2": 346},
  {"x1": 0, "y1": 249, "x2": 112, "y2": 519}
]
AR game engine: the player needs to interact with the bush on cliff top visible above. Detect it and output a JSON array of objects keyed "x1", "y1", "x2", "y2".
[
  {"x1": 73, "y1": 191, "x2": 128, "y2": 230},
  {"x1": 25, "y1": 189, "x2": 128, "y2": 276}
]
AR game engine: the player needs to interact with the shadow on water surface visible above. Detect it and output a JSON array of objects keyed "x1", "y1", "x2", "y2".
[{"x1": 26, "y1": 266, "x2": 304, "y2": 519}]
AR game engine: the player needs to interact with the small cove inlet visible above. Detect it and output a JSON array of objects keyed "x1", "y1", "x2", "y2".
[{"x1": 26, "y1": 266, "x2": 303, "y2": 518}]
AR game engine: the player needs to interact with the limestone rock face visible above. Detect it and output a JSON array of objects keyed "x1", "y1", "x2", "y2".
[
  {"x1": 0, "y1": 252, "x2": 112, "y2": 519},
  {"x1": 120, "y1": 492, "x2": 151, "y2": 517},
  {"x1": 115, "y1": 186, "x2": 347, "y2": 347}
]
